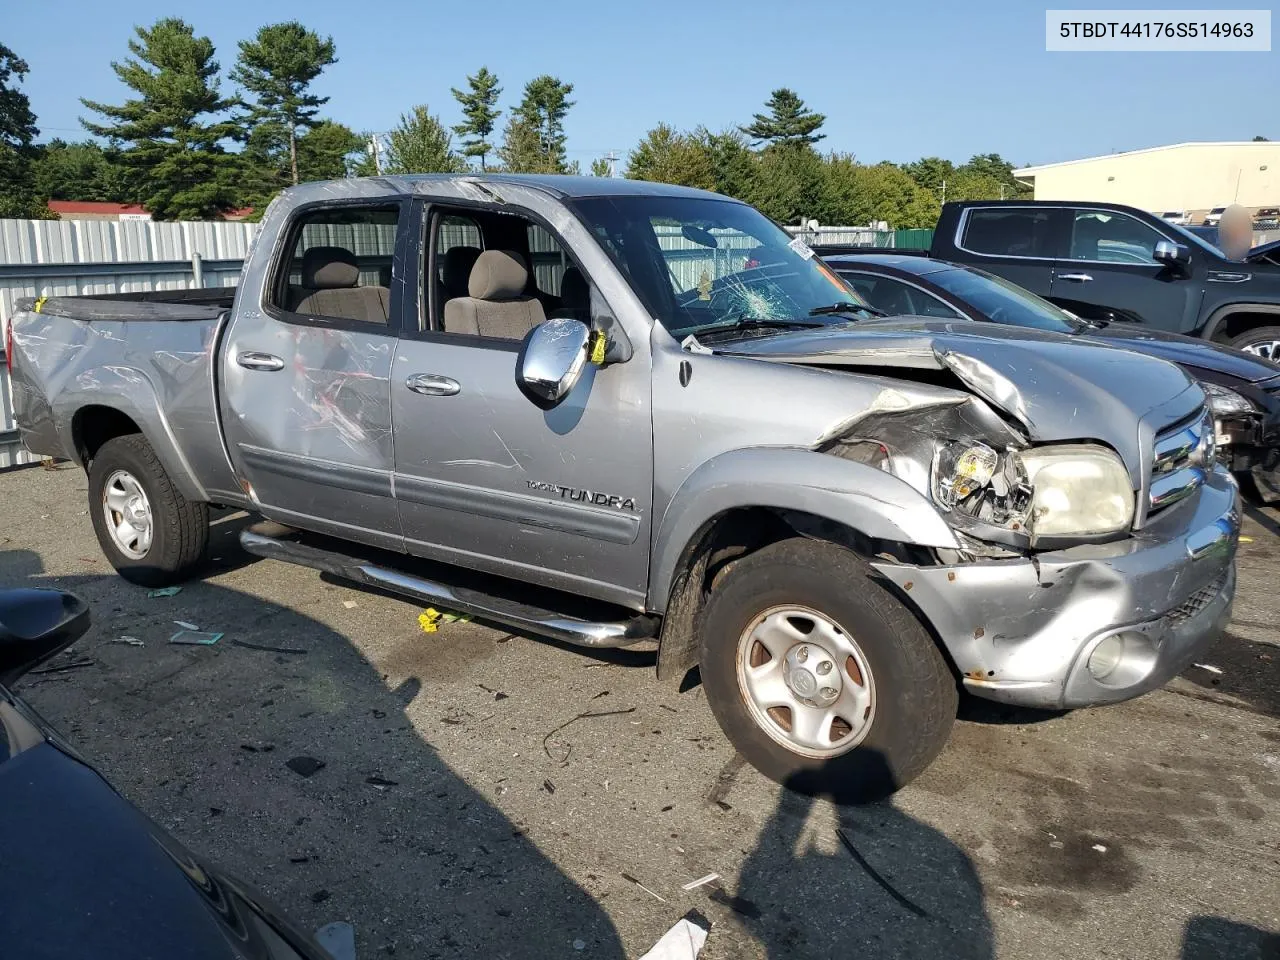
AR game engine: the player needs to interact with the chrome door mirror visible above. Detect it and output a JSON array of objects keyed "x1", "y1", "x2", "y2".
[
  {"x1": 1153, "y1": 239, "x2": 1190, "y2": 268},
  {"x1": 516, "y1": 318, "x2": 590, "y2": 409}
]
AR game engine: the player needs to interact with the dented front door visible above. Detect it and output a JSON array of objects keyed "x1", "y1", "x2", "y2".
[{"x1": 390, "y1": 333, "x2": 653, "y2": 609}]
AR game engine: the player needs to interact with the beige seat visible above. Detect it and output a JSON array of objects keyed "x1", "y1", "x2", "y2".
[
  {"x1": 443, "y1": 249, "x2": 545, "y2": 339},
  {"x1": 289, "y1": 246, "x2": 390, "y2": 324}
]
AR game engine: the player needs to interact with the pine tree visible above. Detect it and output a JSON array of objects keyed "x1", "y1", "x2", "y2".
[
  {"x1": 81, "y1": 19, "x2": 239, "y2": 220},
  {"x1": 590, "y1": 157, "x2": 612, "y2": 177},
  {"x1": 383, "y1": 105, "x2": 465, "y2": 174},
  {"x1": 626, "y1": 124, "x2": 715, "y2": 189},
  {"x1": 296, "y1": 120, "x2": 364, "y2": 181},
  {"x1": 450, "y1": 67, "x2": 501, "y2": 171},
  {"x1": 499, "y1": 75, "x2": 574, "y2": 173},
  {"x1": 0, "y1": 42, "x2": 48, "y2": 218},
  {"x1": 232, "y1": 22, "x2": 337, "y2": 187},
  {"x1": 740, "y1": 88, "x2": 826, "y2": 147}
]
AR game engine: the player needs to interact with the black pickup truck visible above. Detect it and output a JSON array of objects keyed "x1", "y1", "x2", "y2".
[{"x1": 863, "y1": 200, "x2": 1280, "y2": 360}]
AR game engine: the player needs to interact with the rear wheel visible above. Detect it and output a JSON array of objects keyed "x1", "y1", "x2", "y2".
[
  {"x1": 1228, "y1": 326, "x2": 1280, "y2": 361},
  {"x1": 698, "y1": 538, "x2": 957, "y2": 804},
  {"x1": 88, "y1": 434, "x2": 208, "y2": 587}
]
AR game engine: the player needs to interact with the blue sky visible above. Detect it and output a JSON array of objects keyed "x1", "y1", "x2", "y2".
[{"x1": 8, "y1": 0, "x2": 1277, "y2": 168}]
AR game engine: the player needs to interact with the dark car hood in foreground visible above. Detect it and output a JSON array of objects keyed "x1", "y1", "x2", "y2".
[
  {"x1": 0, "y1": 690, "x2": 327, "y2": 960},
  {"x1": 717, "y1": 317, "x2": 1203, "y2": 475},
  {"x1": 1078, "y1": 322, "x2": 1280, "y2": 383}
]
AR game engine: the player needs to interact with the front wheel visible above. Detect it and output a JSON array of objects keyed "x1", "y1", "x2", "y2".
[
  {"x1": 87, "y1": 434, "x2": 209, "y2": 587},
  {"x1": 698, "y1": 538, "x2": 957, "y2": 804},
  {"x1": 1228, "y1": 326, "x2": 1280, "y2": 362}
]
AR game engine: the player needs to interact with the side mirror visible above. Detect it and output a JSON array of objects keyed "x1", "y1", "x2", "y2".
[
  {"x1": 0, "y1": 589, "x2": 91, "y2": 688},
  {"x1": 516, "y1": 318, "x2": 590, "y2": 410},
  {"x1": 1153, "y1": 240, "x2": 1190, "y2": 268}
]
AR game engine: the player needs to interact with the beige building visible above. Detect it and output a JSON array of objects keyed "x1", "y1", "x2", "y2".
[{"x1": 1013, "y1": 142, "x2": 1280, "y2": 219}]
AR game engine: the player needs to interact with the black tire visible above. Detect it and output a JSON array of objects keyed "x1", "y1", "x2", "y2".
[
  {"x1": 87, "y1": 434, "x2": 209, "y2": 587},
  {"x1": 698, "y1": 538, "x2": 957, "y2": 804},
  {"x1": 1228, "y1": 325, "x2": 1280, "y2": 361}
]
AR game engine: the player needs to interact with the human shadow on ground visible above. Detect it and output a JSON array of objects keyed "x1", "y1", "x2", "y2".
[
  {"x1": 1181, "y1": 916, "x2": 1280, "y2": 959},
  {"x1": 733, "y1": 761, "x2": 994, "y2": 960},
  {"x1": 1, "y1": 547, "x2": 625, "y2": 959}
]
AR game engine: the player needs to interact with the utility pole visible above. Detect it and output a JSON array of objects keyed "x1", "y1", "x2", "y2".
[
  {"x1": 368, "y1": 133, "x2": 383, "y2": 175},
  {"x1": 606, "y1": 151, "x2": 619, "y2": 178},
  {"x1": 941, "y1": 179, "x2": 946, "y2": 205}
]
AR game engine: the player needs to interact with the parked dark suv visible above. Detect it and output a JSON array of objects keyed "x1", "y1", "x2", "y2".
[{"x1": 925, "y1": 201, "x2": 1280, "y2": 360}]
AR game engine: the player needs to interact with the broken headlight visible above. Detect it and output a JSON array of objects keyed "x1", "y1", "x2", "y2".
[{"x1": 932, "y1": 441, "x2": 1134, "y2": 541}]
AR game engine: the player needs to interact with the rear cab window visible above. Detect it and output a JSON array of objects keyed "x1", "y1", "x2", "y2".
[
  {"x1": 271, "y1": 204, "x2": 401, "y2": 327},
  {"x1": 960, "y1": 208, "x2": 1058, "y2": 259}
]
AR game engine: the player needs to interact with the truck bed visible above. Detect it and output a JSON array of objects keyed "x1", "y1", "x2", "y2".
[{"x1": 16, "y1": 288, "x2": 234, "y2": 323}]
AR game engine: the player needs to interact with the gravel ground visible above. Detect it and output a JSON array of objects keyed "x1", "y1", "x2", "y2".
[{"x1": 3, "y1": 464, "x2": 1278, "y2": 960}]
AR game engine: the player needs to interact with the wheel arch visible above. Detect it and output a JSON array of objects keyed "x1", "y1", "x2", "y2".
[
  {"x1": 649, "y1": 448, "x2": 960, "y2": 683},
  {"x1": 1199, "y1": 303, "x2": 1280, "y2": 343}
]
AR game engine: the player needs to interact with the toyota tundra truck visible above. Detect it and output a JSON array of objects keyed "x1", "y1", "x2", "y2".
[{"x1": 7, "y1": 175, "x2": 1240, "y2": 801}]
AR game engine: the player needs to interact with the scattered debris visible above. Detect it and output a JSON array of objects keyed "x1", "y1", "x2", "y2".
[
  {"x1": 342, "y1": 600, "x2": 359, "y2": 609},
  {"x1": 209, "y1": 807, "x2": 223, "y2": 817},
  {"x1": 638, "y1": 911, "x2": 711, "y2": 960},
  {"x1": 169, "y1": 629, "x2": 223, "y2": 646},
  {"x1": 310, "y1": 889, "x2": 331, "y2": 904},
  {"x1": 478, "y1": 682, "x2": 509, "y2": 701},
  {"x1": 240, "y1": 743, "x2": 275, "y2": 753},
  {"x1": 315, "y1": 921, "x2": 356, "y2": 960},
  {"x1": 836, "y1": 828, "x2": 929, "y2": 918},
  {"x1": 1092, "y1": 843, "x2": 1108, "y2": 853},
  {"x1": 286, "y1": 756, "x2": 326, "y2": 778},
  {"x1": 658, "y1": 704, "x2": 679, "y2": 714},
  {"x1": 573, "y1": 940, "x2": 586, "y2": 952},
  {"x1": 418, "y1": 607, "x2": 472, "y2": 633},
  {"x1": 706, "y1": 754, "x2": 746, "y2": 809},
  {"x1": 231, "y1": 638, "x2": 307, "y2": 655},
  {"x1": 365, "y1": 776, "x2": 398, "y2": 788},
  {"x1": 30, "y1": 656, "x2": 95, "y2": 676},
  {"x1": 661, "y1": 805, "x2": 674, "y2": 813},
  {"x1": 174, "y1": 620, "x2": 200, "y2": 630},
  {"x1": 289, "y1": 856, "x2": 311, "y2": 864},
  {"x1": 542, "y1": 778, "x2": 557, "y2": 794},
  {"x1": 1239, "y1": 536, "x2": 1254, "y2": 543},
  {"x1": 1192, "y1": 663, "x2": 1223, "y2": 675},
  {"x1": 681, "y1": 873, "x2": 720, "y2": 891},
  {"x1": 621, "y1": 872, "x2": 667, "y2": 903},
  {"x1": 440, "y1": 717, "x2": 463, "y2": 726},
  {"x1": 541, "y1": 706, "x2": 637, "y2": 764},
  {"x1": 147, "y1": 586, "x2": 182, "y2": 598},
  {"x1": 110, "y1": 636, "x2": 145, "y2": 647},
  {"x1": 708, "y1": 889, "x2": 759, "y2": 919},
  {"x1": 713, "y1": 801, "x2": 732, "y2": 813},
  {"x1": 591, "y1": 690, "x2": 610, "y2": 700}
]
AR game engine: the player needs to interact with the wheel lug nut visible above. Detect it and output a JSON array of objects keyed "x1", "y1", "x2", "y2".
[
  {"x1": 797, "y1": 646, "x2": 808, "y2": 663},
  {"x1": 816, "y1": 661, "x2": 832, "y2": 675},
  {"x1": 821, "y1": 687, "x2": 837, "y2": 699}
]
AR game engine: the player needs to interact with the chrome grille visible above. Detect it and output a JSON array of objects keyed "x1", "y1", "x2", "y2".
[
  {"x1": 1148, "y1": 407, "x2": 1212, "y2": 516},
  {"x1": 1165, "y1": 569, "x2": 1228, "y2": 626}
]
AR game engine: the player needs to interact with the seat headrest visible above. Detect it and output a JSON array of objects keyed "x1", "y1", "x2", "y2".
[
  {"x1": 559, "y1": 266, "x2": 589, "y2": 313},
  {"x1": 443, "y1": 246, "x2": 482, "y2": 299},
  {"x1": 469, "y1": 250, "x2": 528, "y2": 300},
  {"x1": 301, "y1": 246, "x2": 359, "y2": 289}
]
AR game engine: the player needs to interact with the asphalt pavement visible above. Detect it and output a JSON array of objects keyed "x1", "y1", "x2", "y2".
[{"x1": 2, "y1": 464, "x2": 1277, "y2": 960}]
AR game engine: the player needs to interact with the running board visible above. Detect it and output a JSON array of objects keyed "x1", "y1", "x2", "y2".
[{"x1": 239, "y1": 529, "x2": 657, "y2": 649}]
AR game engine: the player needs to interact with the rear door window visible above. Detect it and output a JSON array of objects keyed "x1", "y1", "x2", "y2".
[{"x1": 961, "y1": 208, "x2": 1057, "y2": 259}]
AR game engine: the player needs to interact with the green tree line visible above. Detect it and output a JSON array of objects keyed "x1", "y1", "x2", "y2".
[{"x1": 1, "y1": 21, "x2": 1028, "y2": 225}]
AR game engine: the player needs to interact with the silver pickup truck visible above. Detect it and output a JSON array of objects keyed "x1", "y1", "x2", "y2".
[{"x1": 8, "y1": 175, "x2": 1240, "y2": 801}]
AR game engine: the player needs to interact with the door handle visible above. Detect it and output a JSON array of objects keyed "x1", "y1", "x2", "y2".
[
  {"x1": 237, "y1": 351, "x2": 284, "y2": 371},
  {"x1": 1057, "y1": 272, "x2": 1093, "y2": 283},
  {"x1": 405, "y1": 373, "x2": 461, "y2": 396}
]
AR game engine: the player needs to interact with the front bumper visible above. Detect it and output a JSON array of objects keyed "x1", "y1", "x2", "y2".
[{"x1": 872, "y1": 467, "x2": 1240, "y2": 710}]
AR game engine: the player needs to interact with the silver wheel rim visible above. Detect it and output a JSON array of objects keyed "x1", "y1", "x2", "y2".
[
  {"x1": 1240, "y1": 339, "x2": 1280, "y2": 361},
  {"x1": 102, "y1": 469, "x2": 153, "y2": 559},
  {"x1": 735, "y1": 605, "x2": 877, "y2": 759}
]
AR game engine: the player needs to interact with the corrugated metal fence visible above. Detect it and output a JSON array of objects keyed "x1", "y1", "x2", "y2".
[{"x1": 0, "y1": 215, "x2": 903, "y2": 467}]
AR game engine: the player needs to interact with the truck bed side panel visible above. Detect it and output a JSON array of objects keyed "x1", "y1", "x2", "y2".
[{"x1": 9, "y1": 309, "x2": 243, "y2": 505}]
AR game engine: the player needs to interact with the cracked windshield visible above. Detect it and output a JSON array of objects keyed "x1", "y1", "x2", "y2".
[{"x1": 572, "y1": 196, "x2": 876, "y2": 340}]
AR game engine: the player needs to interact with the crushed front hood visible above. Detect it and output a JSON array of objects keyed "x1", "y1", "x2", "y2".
[{"x1": 717, "y1": 318, "x2": 1205, "y2": 477}]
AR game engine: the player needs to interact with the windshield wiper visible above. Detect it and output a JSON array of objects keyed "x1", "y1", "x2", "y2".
[
  {"x1": 691, "y1": 316, "x2": 825, "y2": 342},
  {"x1": 809, "y1": 300, "x2": 885, "y2": 318}
]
